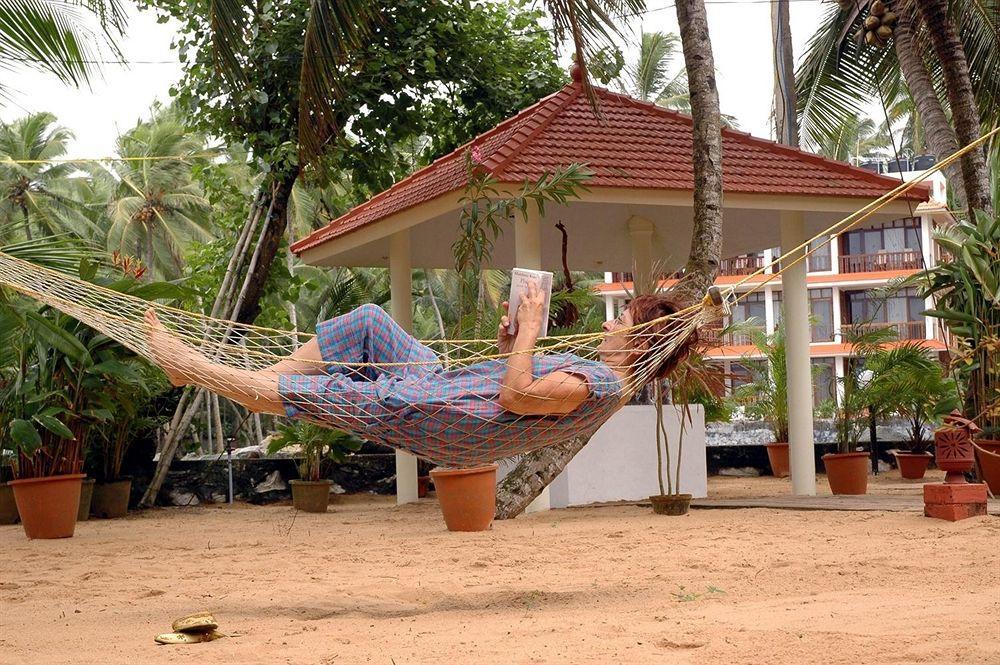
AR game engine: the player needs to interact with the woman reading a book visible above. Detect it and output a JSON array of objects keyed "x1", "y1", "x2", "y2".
[{"x1": 145, "y1": 281, "x2": 690, "y2": 465}]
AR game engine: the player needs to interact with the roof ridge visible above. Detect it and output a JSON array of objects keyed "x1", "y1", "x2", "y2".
[
  {"x1": 483, "y1": 83, "x2": 583, "y2": 179},
  {"x1": 591, "y1": 86, "x2": 931, "y2": 198},
  {"x1": 291, "y1": 83, "x2": 577, "y2": 253}
]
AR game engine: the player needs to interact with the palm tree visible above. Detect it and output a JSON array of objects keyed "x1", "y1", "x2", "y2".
[
  {"x1": 0, "y1": 0, "x2": 126, "y2": 95},
  {"x1": 93, "y1": 107, "x2": 213, "y2": 280},
  {"x1": 0, "y1": 112, "x2": 96, "y2": 242},
  {"x1": 796, "y1": 0, "x2": 998, "y2": 215},
  {"x1": 815, "y1": 113, "x2": 890, "y2": 163},
  {"x1": 614, "y1": 31, "x2": 688, "y2": 109}
]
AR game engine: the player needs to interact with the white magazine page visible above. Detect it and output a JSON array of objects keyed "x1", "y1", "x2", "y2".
[{"x1": 507, "y1": 268, "x2": 554, "y2": 338}]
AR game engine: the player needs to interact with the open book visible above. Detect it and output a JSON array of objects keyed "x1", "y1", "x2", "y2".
[{"x1": 507, "y1": 268, "x2": 554, "y2": 338}]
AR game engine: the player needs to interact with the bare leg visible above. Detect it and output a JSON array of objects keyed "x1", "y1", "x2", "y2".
[
  {"x1": 145, "y1": 309, "x2": 285, "y2": 414},
  {"x1": 266, "y1": 338, "x2": 325, "y2": 375}
]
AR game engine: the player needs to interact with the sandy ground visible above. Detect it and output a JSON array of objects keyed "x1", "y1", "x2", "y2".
[{"x1": 2, "y1": 475, "x2": 998, "y2": 665}]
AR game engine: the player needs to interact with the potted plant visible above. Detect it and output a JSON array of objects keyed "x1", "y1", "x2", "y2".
[
  {"x1": 864, "y1": 341, "x2": 959, "y2": 479},
  {"x1": 732, "y1": 324, "x2": 790, "y2": 477},
  {"x1": 649, "y1": 340, "x2": 719, "y2": 515},
  {"x1": 908, "y1": 210, "x2": 1000, "y2": 492},
  {"x1": 823, "y1": 327, "x2": 901, "y2": 495},
  {"x1": 267, "y1": 421, "x2": 362, "y2": 513}
]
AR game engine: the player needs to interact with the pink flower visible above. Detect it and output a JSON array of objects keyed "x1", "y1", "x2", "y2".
[{"x1": 470, "y1": 146, "x2": 484, "y2": 164}]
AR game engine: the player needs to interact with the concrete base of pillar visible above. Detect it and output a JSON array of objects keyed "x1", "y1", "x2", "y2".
[
  {"x1": 923, "y1": 483, "x2": 987, "y2": 521},
  {"x1": 395, "y1": 450, "x2": 419, "y2": 505}
]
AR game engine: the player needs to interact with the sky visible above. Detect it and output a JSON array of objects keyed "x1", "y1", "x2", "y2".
[{"x1": 0, "y1": 1, "x2": 832, "y2": 159}]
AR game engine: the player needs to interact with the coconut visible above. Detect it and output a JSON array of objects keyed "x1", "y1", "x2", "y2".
[
  {"x1": 881, "y1": 11, "x2": 897, "y2": 25},
  {"x1": 865, "y1": 15, "x2": 881, "y2": 30},
  {"x1": 871, "y1": 0, "x2": 886, "y2": 16},
  {"x1": 876, "y1": 25, "x2": 893, "y2": 40},
  {"x1": 865, "y1": 30, "x2": 879, "y2": 46}
]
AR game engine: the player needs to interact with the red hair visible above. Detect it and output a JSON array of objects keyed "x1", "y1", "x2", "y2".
[{"x1": 627, "y1": 294, "x2": 697, "y2": 381}]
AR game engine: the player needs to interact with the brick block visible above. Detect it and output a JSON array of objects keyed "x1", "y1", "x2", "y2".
[
  {"x1": 924, "y1": 502, "x2": 987, "y2": 522},
  {"x1": 923, "y1": 483, "x2": 988, "y2": 504}
]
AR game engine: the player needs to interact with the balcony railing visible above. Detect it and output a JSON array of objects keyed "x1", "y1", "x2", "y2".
[
  {"x1": 841, "y1": 321, "x2": 927, "y2": 341},
  {"x1": 701, "y1": 327, "x2": 754, "y2": 347},
  {"x1": 839, "y1": 250, "x2": 923, "y2": 273},
  {"x1": 718, "y1": 255, "x2": 764, "y2": 276}
]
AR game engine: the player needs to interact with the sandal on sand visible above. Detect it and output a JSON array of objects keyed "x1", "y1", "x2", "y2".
[
  {"x1": 155, "y1": 630, "x2": 225, "y2": 645},
  {"x1": 172, "y1": 611, "x2": 218, "y2": 634}
]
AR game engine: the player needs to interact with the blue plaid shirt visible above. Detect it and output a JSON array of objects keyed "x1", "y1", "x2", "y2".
[{"x1": 278, "y1": 305, "x2": 622, "y2": 468}]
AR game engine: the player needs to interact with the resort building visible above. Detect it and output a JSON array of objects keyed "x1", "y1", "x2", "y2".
[{"x1": 598, "y1": 170, "x2": 952, "y2": 409}]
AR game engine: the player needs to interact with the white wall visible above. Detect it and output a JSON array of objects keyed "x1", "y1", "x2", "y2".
[{"x1": 500, "y1": 404, "x2": 707, "y2": 508}]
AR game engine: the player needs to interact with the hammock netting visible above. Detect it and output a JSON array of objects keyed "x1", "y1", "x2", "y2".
[{"x1": 0, "y1": 251, "x2": 728, "y2": 467}]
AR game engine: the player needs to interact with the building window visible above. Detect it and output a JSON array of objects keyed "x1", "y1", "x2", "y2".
[
  {"x1": 810, "y1": 288, "x2": 834, "y2": 342},
  {"x1": 840, "y1": 218, "x2": 923, "y2": 272},
  {"x1": 844, "y1": 288, "x2": 925, "y2": 339},
  {"x1": 807, "y1": 238, "x2": 832, "y2": 272},
  {"x1": 732, "y1": 291, "x2": 767, "y2": 326},
  {"x1": 811, "y1": 357, "x2": 836, "y2": 408}
]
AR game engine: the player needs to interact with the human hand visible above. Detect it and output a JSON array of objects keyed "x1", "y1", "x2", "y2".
[
  {"x1": 497, "y1": 301, "x2": 515, "y2": 354},
  {"x1": 515, "y1": 279, "x2": 545, "y2": 335}
]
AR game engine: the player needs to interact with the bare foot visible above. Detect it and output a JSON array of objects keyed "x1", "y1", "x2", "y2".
[{"x1": 145, "y1": 309, "x2": 203, "y2": 387}]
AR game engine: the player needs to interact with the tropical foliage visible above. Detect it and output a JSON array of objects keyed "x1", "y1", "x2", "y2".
[{"x1": 266, "y1": 421, "x2": 363, "y2": 482}]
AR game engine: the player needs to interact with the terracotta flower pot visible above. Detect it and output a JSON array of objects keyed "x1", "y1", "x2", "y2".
[
  {"x1": 77, "y1": 478, "x2": 95, "y2": 522},
  {"x1": 290, "y1": 479, "x2": 332, "y2": 513},
  {"x1": 765, "y1": 442, "x2": 790, "y2": 478},
  {"x1": 91, "y1": 479, "x2": 132, "y2": 519},
  {"x1": 417, "y1": 475, "x2": 431, "y2": 498},
  {"x1": 430, "y1": 465, "x2": 497, "y2": 532},
  {"x1": 0, "y1": 482, "x2": 20, "y2": 525},
  {"x1": 974, "y1": 439, "x2": 1000, "y2": 495},
  {"x1": 893, "y1": 452, "x2": 933, "y2": 480},
  {"x1": 10, "y1": 473, "x2": 85, "y2": 539},
  {"x1": 822, "y1": 452, "x2": 869, "y2": 495},
  {"x1": 649, "y1": 494, "x2": 692, "y2": 516}
]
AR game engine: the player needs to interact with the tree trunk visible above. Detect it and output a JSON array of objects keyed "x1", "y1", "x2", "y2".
[
  {"x1": 494, "y1": 0, "x2": 725, "y2": 519},
  {"x1": 771, "y1": 0, "x2": 798, "y2": 147},
  {"x1": 235, "y1": 169, "x2": 299, "y2": 324},
  {"x1": 21, "y1": 207, "x2": 32, "y2": 241},
  {"x1": 915, "y1": 0, "x2": 993, "y2": 216},
  {"x1": 893, "y1": 2, "x2": 967, "y2": 211},
  {"x1": 671, "y1": 0, "x2": 724, "y2": 306}
]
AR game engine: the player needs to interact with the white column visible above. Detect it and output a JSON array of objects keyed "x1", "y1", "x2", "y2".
[
  {"x1": 517, "y1": 207, "x2": 550, "y2": 514},
  {"x1": 764, "y1": 285, "x2": 776, "y2": 335},
  {"x1": 389, "y1": 230, "x2": 419, "y2": 505},
  {"x1": 831, "y1": 286, "x2": 843, "y2": 343},
  {"x1": 834, "y1": 356, "x2": 846, "y2": 407},
  {"x1": 829, "y1": 234, "x2": 840, "y2": 275},
  {"x1": 763, "y1": 248, "x2": 774, "y2": 274},
  {"x1": 779, "y1": 211, "x2": 817, "y2": 496},
  {"x1": 920, "y1": 215, "x2": 936, "y2": 340},
  {"x1": 604, "y1": 273, "x2": 615, "y2": 321},
  {"x1": 628, "y1": 216, "x2": 655, "y2": 292}
]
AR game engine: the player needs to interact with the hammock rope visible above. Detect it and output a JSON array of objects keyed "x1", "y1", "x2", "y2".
[{"x1": 1, "y1": 128, "x2": 994, "y2": 466}]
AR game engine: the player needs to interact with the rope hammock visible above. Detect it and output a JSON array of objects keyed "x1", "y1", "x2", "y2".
[{"x1": 0, "y1": 127, "x2": 994, "y2": 467}]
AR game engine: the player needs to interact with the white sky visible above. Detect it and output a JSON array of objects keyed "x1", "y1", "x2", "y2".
[{"x1": 0, "y1": 1, "x2": 831, "y2": 159}]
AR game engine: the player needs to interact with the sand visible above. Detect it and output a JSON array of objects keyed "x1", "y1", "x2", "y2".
[{"x1": 2, "y1": 475, "x2": 998, "y2": 665}]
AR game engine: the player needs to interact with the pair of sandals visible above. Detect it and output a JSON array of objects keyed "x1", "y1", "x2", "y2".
[{"x1": 154, "y1": 612, "x2": 226, "y2": 645}]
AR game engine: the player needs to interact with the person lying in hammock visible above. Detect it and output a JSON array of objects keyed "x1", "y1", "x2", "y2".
[{"x1": 145, "y1": 281, "x2": 692, "y2": 466}]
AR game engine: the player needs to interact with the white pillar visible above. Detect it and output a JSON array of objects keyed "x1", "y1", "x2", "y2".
[
  {"x1": 831, "y1": 286, "x2": 843, "y2": 343},
  {"x1": 829, "y1": 234, "x2": 840, "y2": 275},
  {"x1": 516, "y1": 207, "x2": 550, "y2": 513},
  {"x1": 628, "y1": 216, "x2": 655, "y2": 293},
  {"x1": 764, "y1": 284, "x2": 776, "y2": 335},
  {"x1": 389, "y1": 230, "x2": 419, "y2": 505},
  {"x1": 779, "y1": 211, "x2": 817, "y2": 496},
  {"x1": 834, "y1": 356, "x2": 846, "y2": 407},
  {"x1": 920, "y1": 215, "x2": 936, "y2": 340}
]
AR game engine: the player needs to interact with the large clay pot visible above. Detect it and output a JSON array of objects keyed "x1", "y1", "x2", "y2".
[
  {"x1": 765, "y1": 442, "x2": 790, "y2": 478},
  {"x1": 0, "y1": 482, "x2": 19, "y2": 525},
  {"x1": 91, "y1": 479, "x2": 132, "y2": 519},
  {"x1": 822, "y1": 452, "x2": 869, "y2": 495},
  {"x1": 10, "y1": 473, "x2": 85, "y2": 539},
  {"x1": 893, "y1": 452, "x2": 933, "y2": 480},
  {"x1": 430, "y1": 465, "x2": 497, "y2": 532},
  {"x1": 975, "y1": 439, "x2": 1000, "y2": 495},
  {"x1": 649, "y1": 494, "x2": 692, "y2": 516},
  {"x1": 290, "y1": 479, "x2": 332, "y2": 513},
  {"x1": 77, "y1": 478, "x2": 95, "y2": 522}
]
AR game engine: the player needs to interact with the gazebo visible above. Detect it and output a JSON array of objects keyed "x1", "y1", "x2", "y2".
[{"x1": 292, "y1": 67, "x2": 930, "y2": 507}]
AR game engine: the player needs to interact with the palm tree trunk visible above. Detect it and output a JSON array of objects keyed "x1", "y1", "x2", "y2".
[
  {"x1": 495, "y1": 0, "x2": 725, "y2": 519},
  {"x1": 145, "y1": 222, "x2": 155, "y2": 281},
  {"x1": 915, "y1": 0, "x2": 993, "y2": 216},
  {"x1": 21, "y1": 207, "x2": 32, "y2": 241},
  {"x1": 893, "y1": 1, "x2": 967, "y2": 210}
]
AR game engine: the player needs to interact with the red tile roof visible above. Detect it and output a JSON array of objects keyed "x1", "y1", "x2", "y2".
[{"x1": 292, "y1": 83, "x2": 930, "y2": 254}]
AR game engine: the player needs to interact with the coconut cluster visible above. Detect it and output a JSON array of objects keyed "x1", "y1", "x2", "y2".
[{"x1": 856, "y1": 0, "x2": 897, "y2": 48}]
